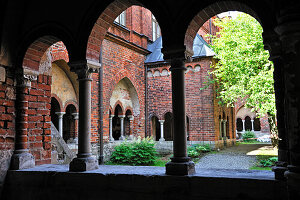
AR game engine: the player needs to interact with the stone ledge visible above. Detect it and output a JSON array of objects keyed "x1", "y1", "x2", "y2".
[{"x1": 2, "y1": 164, "x2": 287, "y2": 200}]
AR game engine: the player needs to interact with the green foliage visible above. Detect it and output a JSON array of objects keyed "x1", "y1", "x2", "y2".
[
  {"x1": 188, "y1": 144, "x2": 211, "y2": 158},
  {"x1": 208, "y1": 13, "x2": 278, "y2": 145},
  {"x1": 242, "y1": 131, "x2": 256, "y2": 142},
  {"x1": 110, "y1": 137, "x2": 157, "y2": 166},
  {"x1": 210, "y1": 13, "x2": 275, "y2": 116},
  {"x1": 259, "y1": 156, "x2": 277, "y2": 167}
]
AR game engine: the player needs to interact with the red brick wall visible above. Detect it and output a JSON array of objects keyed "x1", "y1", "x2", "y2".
[
  {"x1": 147, "y1": 58, "x2": 235, "y2": 143},
  {"x1": 27, "y1": 75, "x2": 52, "y2": 165},
  {"x1": 99, "y1": 38, "x2": 146, "y2": 142},
  {"x1": 0, "y1": 66, "x2": 15, "y2": 152}
]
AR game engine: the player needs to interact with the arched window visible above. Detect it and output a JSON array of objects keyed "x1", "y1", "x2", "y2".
[
  {"x1": 50, "y1": 97, "x2": 61, "y2": 131},
  {"x1": 151, "y1": 116, "x2": 161, "y2": 141},
  {"x1": 245, "y1": 116, "x2": 252, "y2": 131},
  {"x1": 164, "y1": 112, "x2": 173, "y2": 141},
  {"x1": 236, "y1": 118, "x2": 243, "y2": 132},
  {"x1": 115, "y1": 11, "x2": 126, "y2": 26},
  {"x1": 254, "y1": 117, "x2": 261, "y2": 131}
]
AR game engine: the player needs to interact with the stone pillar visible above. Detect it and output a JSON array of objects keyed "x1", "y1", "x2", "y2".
[
  {"x1": 55, "y1": 112, "x2": 65, "y2": 137},
  {"x1": 69, "y1": 60, "x2": 99, "y2": 172},
  {"x1": 165, "y1": 57, "x2": 195, "y2": 175},
  {"x1": 223, "y1": 120, "x2": 227, "y2": 138},
  {"x1": 159, "y1": 120, "x2": 165, "y2": 141},
  {"x1": 10, "y1": 73, "x2": 35, "y2": 170},
  {"x1": 109, "y1": 115, "x2": 114, "y2": 141},
  {"x1": 242, "y1": 119, "x2": 245, "y2": 132},
  {"x1": 128, "y1": 115, "x2": 134, "y2": 140},
  {"x1": 251, "y1": 119, "x2": 254, "y2": 132},
  {"x1": 275, "y1": 5, "x2": 300, "y2": 199},
  {"x1": 263, "y1": 30, "x2": 289, "y2": 180},
  {"x1": 72, "y1": 113, "x2": 79, "y2": 143},
  {"x1": 119, "y1": 115, "x2": 125, "y2": 140}
]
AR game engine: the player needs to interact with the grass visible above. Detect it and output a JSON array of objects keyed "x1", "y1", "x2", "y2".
[
  {"x1": 236, "y1": 140, "x2": 268, "y2": 145},
  {"x1": 249, "y1": 166, "x2": 272, "y2": 170}
]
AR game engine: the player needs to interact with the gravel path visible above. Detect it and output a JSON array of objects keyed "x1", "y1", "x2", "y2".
[{"x1": 196, "y1": 144, "x2": 271, "y2": 170}]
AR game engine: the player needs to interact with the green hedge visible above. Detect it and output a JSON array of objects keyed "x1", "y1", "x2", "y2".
[{"x1": 110, "y1": 137, "x2": 157, "y2": 166}]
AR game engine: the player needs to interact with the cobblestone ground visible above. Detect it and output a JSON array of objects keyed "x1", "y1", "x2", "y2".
[{"x1": 196, "y1": 144, "x2": 272, "y2": 170}]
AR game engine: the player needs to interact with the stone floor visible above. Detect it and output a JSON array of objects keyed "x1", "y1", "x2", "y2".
[{"x1": 196, "y1": 143, "x2": 273, "y2": 170}]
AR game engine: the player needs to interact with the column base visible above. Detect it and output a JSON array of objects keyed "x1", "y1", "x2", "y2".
[
  {"x1": 272, "y1": 161, "x2": 288, "y2": 180},
  {"x1": 109, "y1": 137, "x2": 115, "y2": 142},
  {"x1": 166, "y1": 157, "x2": 195, "y2": 175},
  {"x1": 119, "y1": 136, "x2": 125, "y2": 141},
  {"x1": 285, "y1": 166, "x2": 300, "y2": 200},
  {"x1": 69, "y1": 157, "x2": 99, "y2": 172},
  {"x1": 159, "y1": 138, "x2": 165, "y2": 142},
  {"x1": 10, "y1": 152, "x2": 35, "y2": 170}
]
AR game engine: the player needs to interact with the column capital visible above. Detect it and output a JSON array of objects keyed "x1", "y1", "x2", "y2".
[
  {"x1": 128, "y1": 115, "x2": 134, "y2": 120},
  {"x1": 55, "y1": 112, "x2": 65, "y2": 118},
  {"x1": 72, "y1": 112, "x2": 79, "y2": 120},
  {"x1": 69, "y1": 59, "x2": 101, "y2": 79},
  {"x1": 242, "y1": 119, "x2": 245, "y2": 122},
  {"x1": 262, "y1": 30, "x2": 282, "y2": 61},
  {"x1": 16, "y1": 69, "x2": 38, "y2": 88},
  {"x1": 109, "y1": 114, "x2": 115, "y2": 119},
  {"x1": 118, "y1": 115, "x2": 126, "y2": 119},
  {"x1": 275, "y1": 6, "x2": 300, "y2": 54},
  {"x1": 159, "y1": 120, "x2": 165, "y2": 124},
  {"x1": 161, "y1": 45, "x2": 192, "y2": 62}
]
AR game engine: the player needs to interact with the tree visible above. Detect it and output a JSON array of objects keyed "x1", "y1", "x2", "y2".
[{"x1": 209, "y1": 13, "x2": 278, "y2": 145}]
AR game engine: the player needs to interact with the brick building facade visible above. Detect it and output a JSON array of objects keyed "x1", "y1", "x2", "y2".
[{"x1": 0, "y1": 6, "x2": 271, "y2": 166}]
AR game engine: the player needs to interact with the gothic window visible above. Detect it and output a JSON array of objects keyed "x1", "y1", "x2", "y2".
[
  {"x1": 115, "y1": 11, "x2": 126, "y2": 26},
  {"x1": 152, "y1": 15, "x2": 161, "y2": 41}
]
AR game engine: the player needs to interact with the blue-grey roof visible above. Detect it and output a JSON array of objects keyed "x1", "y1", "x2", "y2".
[{"x1": 145, "y1": 34, "x2": 215, "y2": 64}]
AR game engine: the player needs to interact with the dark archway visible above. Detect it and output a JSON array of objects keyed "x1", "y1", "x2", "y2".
[
  {"x1": 236, "y1": 118, "x2": 243, "y2": 132},
  {"x1": 254, "y1": 117, "x2": 261, "y2": 131},
  {"x1": 112, "y1": 104, "x2": 123, "y2": 140},
  {"x1": 63, "y1": 104, "x2": 77, "y2": 143},
  {"x1": 51, "y1": 97, "x2": 61, "y2": 131},
  {"x1": 164, "y1": 112, "x2": 173, "y2": 141},
  {"x1": 186, "y1": 116, "x2": 190, "y2": 141},
  {"x1": 125, "y1": 109, "x2": 133, "y2": 138},
  {"x1": 245, "y1": 116, "x2": 252, "y2": 131},
  {"x1": 151, "y1": 116, "x2": 160, "y2": 141}
]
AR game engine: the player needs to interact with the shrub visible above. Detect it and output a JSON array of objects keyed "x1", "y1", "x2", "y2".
[
  {"x1": 259, "y1": 156, "x2": 278, "y2": 167},
  {"x1": 242, "y1": 131, "x2": 256, "y2": 142},
  {"x1": 110, "y1": 137, "x2": 157, "y2": 166},
  {"x1": 188, "y1": 144, "x2": 211, "y2": 158}
]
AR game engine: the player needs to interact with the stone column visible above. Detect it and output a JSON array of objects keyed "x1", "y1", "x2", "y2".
[
  {"x1": 242, "y1": 119, "x2": 245, "y2": 132},
  {"x1": 159, "y1": 120, "x2": 165, "y2": 141},
  {"x1": 119, "y1": 115, "x2": 125, "y2": 140},
  {"x1": 275, "y1": 6, "x2": 300, "y2": 199},
  {"x1": 128, "y1": 115, "x2": 134, "y2": 140},
  {"x1": 69, "y1": 60, "x2": 99, "y2": 172},
  {"x1": 263, "y1": 30, "x2": 289, "y2": 180},
  {"x1": 223, "y1": 120, "x2": 227, "y2": 138},
  {"x1": 165, "y1": 57, "x2": 195, "y2": 175},
  {"x1": 72, "y1": 112, "x2": 79, "y2": 143},
  {"x1": 251, "y1": 119, "x2": 254, "y2": 132},
  {"x1": 55, "y1": 112, "x2": 65, "y2": 137},
  {"x1": 10, "y1": 73, "x2": 35, "y2": 170},
  {"x1": 109, "y1": 115, "x2": 114, "y2": 141}
]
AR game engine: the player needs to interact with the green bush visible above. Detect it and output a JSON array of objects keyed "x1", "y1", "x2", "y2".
[
  {"x1": 259, "y1": 156, "x2": 278, "y2": 167},
  {"x1": 242, "y1": 131, "x2": 256, "y2": 142},
  {"x1": 188, "y1": 144, "x2": 211, "y2": 158},
  {"x1": 110, "y1": 137, "x2": 157, "y2": 166}
]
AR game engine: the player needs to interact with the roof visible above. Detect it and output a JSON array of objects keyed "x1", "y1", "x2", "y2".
[{"x1": 145, "y1": 34, "x2": 215, "y2": 64}]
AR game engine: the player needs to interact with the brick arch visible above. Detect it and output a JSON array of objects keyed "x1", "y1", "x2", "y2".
[
  {"x1": 50, "y1": 42, "x2": 69, "y2": 63},
  {"x1": 124, "y1": 107, "x2": 133, "y2": 116},
  {"x1": 51, "y1": 94, "x2": 63, "y2": 112},
  {"x1": 184, "y1": 1, "x2": 262, "y2": 55},
  {"x1": 162, "y1": 111, "x2": 173, "y2": 120},
  {"x1": 17, "y1": 22, "x2": 74, "y2": 71},
  {"x1": 86, "y1": 0, "x2": 147, "y2": 62},
  {"x1": 107, "y1": 71, "x2": 142, "y2": 114},
  {"x1": 113, "y1": 100, "x2": 125, "y2": 115},
  {"x1": 63, "y1": 100, "x2": 78, "y2": 113}
]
